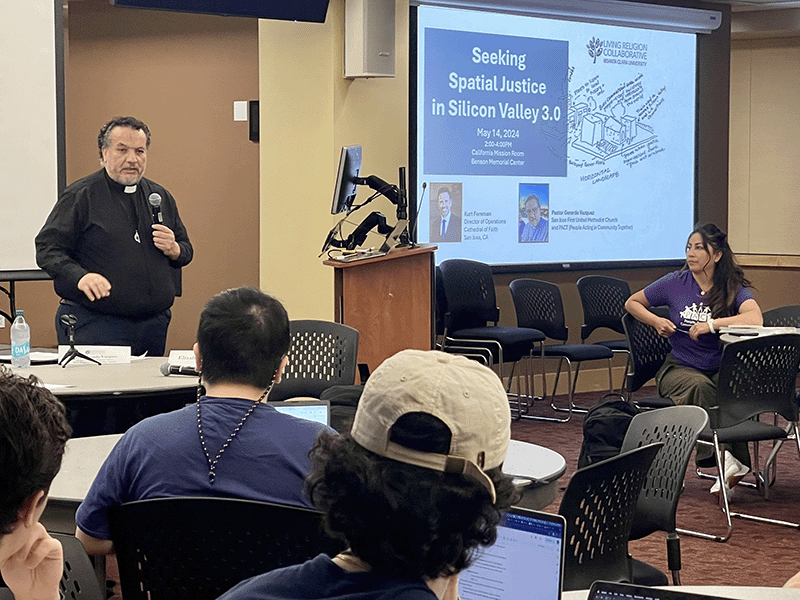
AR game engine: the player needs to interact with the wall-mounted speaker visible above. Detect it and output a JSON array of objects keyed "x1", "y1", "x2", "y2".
[
  {"x1": 248, "y1": 100, "x2": 259, "y2": 143},
  {"x1": 344, "y1": 0, "x2": 395, "y2": 78},
  {"x1": 110, "y1": 0, "x2": 331, "y2": 24}
]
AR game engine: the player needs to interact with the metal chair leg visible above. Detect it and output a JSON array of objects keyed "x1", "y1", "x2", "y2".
[
  {"x1": 678, "y1": 438, "x2": 733, "y2": 542},
  {"x1": 519, "y1": 346, "x2": 573, "y2": 423},
  {"x1": 666, "y1": 533, "x2": 681, "y2": 586}
]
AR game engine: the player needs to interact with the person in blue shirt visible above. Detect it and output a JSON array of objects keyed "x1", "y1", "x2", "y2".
[{"x1": 75, "y1": 287, "x2": 332, "y2": 555}]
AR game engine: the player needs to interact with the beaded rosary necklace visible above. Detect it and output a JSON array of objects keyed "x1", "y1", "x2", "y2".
[{"x1": 196, "y1": 379, "x2": 274, "y2": 484}]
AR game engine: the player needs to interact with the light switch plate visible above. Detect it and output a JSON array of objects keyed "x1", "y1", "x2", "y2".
[{"x1": 233, "y1": 101, "x2": 248, "y2": 122}]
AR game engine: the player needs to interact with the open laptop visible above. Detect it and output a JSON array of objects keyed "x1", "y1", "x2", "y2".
[
  {"x1": 459, "y1": 506, "x2": 565, "y2": 600},
  {"x1": 267, "y1": 399, "x2": 330, "y2": 427},
  {"x1": 587, "y1": 581, "x2": 738, "y2": 600}
]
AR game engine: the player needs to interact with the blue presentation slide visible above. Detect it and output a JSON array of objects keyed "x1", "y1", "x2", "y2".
[{"x1": 414, "y1": 5, "x2": 697, "y2": 267}]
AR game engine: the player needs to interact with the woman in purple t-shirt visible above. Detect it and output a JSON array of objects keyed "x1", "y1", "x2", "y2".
[{"x1": 625, "y1": 223, "x2": 762, "y2": 497}]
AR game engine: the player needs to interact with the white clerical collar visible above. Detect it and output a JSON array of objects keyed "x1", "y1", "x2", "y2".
[{"x1": 124, "y1": 185, "x2": 137, "y2": 194}]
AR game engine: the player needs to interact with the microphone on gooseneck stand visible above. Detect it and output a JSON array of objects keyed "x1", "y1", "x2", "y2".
[
  {"x1": 148, "y1": 193, "x2": 163, "y2": 224},
  {"x1": 409, "y1": 182, "x2": 428, "y2": 243}
]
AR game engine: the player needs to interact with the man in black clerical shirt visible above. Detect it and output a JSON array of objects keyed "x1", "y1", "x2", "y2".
[{"x1": 35, "y1": 116, "x2": 193, "y2": 356}]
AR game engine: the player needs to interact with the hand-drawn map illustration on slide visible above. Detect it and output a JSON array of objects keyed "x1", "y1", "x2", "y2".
[{"x1": 568, "y1": 72, "x2": 661, "y2": 164}]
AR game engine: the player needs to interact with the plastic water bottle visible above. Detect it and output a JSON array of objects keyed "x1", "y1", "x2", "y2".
[{"x1": 10, "y1": 310, "x2": 31, "y2": 368}]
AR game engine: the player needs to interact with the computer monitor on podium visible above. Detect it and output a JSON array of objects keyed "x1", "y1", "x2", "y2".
[{"x1": 331, "y1": 145, "x2": 362, "y2": 214}]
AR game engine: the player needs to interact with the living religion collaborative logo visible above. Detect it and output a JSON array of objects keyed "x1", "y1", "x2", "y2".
[
  {"x1": 587, "y1": 36, "x2": 648, "y2": 66},
  {"x1": 587, "y1": 37, "x2": 603, "y2": 64}
]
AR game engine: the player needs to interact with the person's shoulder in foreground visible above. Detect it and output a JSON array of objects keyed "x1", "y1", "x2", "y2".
[
  {"x1": 218, "y1": 349, "x2": 521, "y2": 600},
  {"x1": 0, "y1": 367, "x2": 72, "y2": 600}
]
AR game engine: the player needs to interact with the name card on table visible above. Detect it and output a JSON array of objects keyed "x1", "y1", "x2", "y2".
[
  {"x1": 168, "y1": 349, "x2": 196, "y2": 367},
  {"x1": 57, "y1": 345, "x2": 131, "y2": 365}
]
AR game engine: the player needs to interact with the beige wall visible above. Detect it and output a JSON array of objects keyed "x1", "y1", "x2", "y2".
[
  {"x1": 730, "y1": 37, "x2": 800, "y2": 258},
  {"x1": 257, "y1": 12, "x2": 335, "y2": 318},
  {"x1": 728, "y1": 36, "x2": 800, "y2": 321},
  {"x1": 10, "y1": 1, "x2": 260, "y2": 352},
  {"x1": 258, "y1": 0, "x2": 408, "y2": 320}
]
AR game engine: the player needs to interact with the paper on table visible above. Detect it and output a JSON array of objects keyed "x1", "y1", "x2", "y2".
[
  {"x1": 0, "y1": 351, "x2": 60, "y2": 364},
  {"x1": 57, "y1": 345, "x2": 131, "y2": 364},
  {"x1": 721, "y1": 326, "x2": 799, "y2": 336}
]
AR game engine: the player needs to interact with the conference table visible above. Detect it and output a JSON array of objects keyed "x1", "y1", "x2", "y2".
[
  {"x1": 719, "y1": 326, "x2": 800, "y2": 345},
  {"x1": 564, "y1": 587, "x2": 800, "y2": 599},
  {"x1": 42, "y1": 434, "x2": 123, "y2": 535},
  {"x1": 10, "y1": 356, "x2": 197, "y2": 437}
]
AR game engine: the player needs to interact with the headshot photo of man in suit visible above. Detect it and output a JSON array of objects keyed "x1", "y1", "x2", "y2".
[{"x1": 430, "y1": 183, "x2": 462, "y2": 243}]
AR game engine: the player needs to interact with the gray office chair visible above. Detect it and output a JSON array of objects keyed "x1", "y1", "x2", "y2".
[
  {"x1": 621, "y1": 307, "x2": 674, "y2": 409},
  {"x1": 510, "y1": 278, "x2": 614, "y2": 415},
  {"x1": 762, "y1": 305, "x2": 800, "y2": 328},
  {"x1": 56, "y1": 534, "x2": 105, "y2": 600},
  {"x1": 576, "y1": 275, "x2": 632, "y2": 393},
  {"x1": 620, "y1": 405, "x2": 709, "y2": 585},
  {"x1": 439, "y1": 260, "x2": 546, "y2": 418}
]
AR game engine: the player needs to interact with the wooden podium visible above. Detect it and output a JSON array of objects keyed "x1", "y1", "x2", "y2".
[{"x1": 324, "y1": 244, "x2": 436, "y2": 373}]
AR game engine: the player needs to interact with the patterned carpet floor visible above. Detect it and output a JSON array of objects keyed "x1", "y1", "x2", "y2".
[{"x1": 510, "y1": 388, "x2": 800, "y2": 588}]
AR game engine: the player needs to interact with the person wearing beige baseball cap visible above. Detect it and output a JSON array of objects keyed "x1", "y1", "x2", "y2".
[{"x1": 217, "y1": 349, "x2": 520, "y2": 600}]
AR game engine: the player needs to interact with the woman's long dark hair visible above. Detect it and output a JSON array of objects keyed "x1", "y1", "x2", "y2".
[{"x1": 682, "y1": 223, "x2": 752, "y2": 317}]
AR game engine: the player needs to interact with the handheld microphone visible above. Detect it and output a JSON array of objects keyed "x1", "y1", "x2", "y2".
[
  {"x1": 148, "y1": 193, "x2": 163, "y2": 224},
  {"x1": 160, "y1": 362, "x2": 200, "y2": 377}
]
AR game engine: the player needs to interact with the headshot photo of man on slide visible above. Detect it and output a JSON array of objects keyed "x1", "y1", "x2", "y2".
[
  {"x1": 430, "y1": 183, "x2": 463, "y2": 243},
  {"x1": 519, "y1": 184, "x2": 549, "y2": 244}
]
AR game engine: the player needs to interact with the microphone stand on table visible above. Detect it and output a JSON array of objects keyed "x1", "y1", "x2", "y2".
[{"x1": 58, "y1": 314, "x2": 101, "y2": 367}]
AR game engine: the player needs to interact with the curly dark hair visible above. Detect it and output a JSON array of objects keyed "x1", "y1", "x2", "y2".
[
  {"x1": 682, "y1": 223, "x2": 754, "y2": 318},
  {"x1": 97, "y1": 116, "x2": 151, "y2": 159},
  {"x1": 306, "y1": 416, "x2": 519, "y2": 580},
  {"x1": 0, "y1": 367, "x2": 71, "y2": 535}
]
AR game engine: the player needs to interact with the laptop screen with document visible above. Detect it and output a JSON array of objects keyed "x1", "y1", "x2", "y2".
[
  {"x1": 459, "y1": 506, "x2": 565, "y2": 600},
  {"x1": 267, "y1": 400, "x2": 330, "y2": 426}
]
